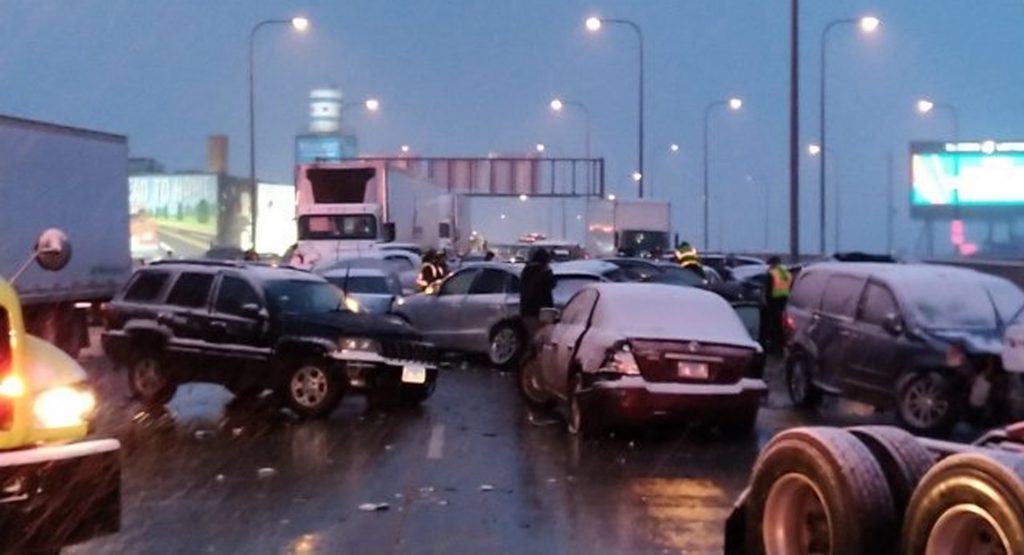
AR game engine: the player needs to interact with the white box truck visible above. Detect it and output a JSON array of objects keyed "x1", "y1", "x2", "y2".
[
  {"x1": 291, "y1": 160, "x2": 469, "y2": 268},
  {"x1": 0, "y1": 115, "x2": 132, "y2": 356},
  {"x1": 585, "y1": 199, "x2": 672, "y2": 257}
]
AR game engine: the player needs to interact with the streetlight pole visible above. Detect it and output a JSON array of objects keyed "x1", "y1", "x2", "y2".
[
  {"x1": 248, "y1": 16, "x2": 308, "y2": 251},
  {"x1": 916, "y1": 99, "x2": 959, "y2": 141},
  {"x1": 818, "y1": 15, "x2": 879, "y2": 254},
  {"x1": 585, "y1": 16, "x2": 645, "y2": 197},
  {"x1": 703, "y1": 98, "x2": 742, "y2": 251},
  {"x1": 915, "y1": 99, "x2": 960, "y2": 257},
  {"x1": 550, "y1": 98, "x2": 592, "y2": 158},
  {"x1": 789, "y1": 0, "x2": 800, "y2": 260}
]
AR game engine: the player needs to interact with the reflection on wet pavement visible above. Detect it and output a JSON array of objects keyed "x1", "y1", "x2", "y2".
[{"x1": 65, "y1": 353, "x2": 976, "y2": 554}]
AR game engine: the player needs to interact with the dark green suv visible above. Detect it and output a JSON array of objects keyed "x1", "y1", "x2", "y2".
[{"x1": 102, "y1": 260, "x2": 439, "y2": 417}]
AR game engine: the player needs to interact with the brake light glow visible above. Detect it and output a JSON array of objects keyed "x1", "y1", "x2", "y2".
[{"x1": 946, "y1": 345, "x2": 966, "y2": 367}]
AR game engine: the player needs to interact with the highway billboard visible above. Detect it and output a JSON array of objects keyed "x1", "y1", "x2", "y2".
[{"x1": 911, "y1": 141, "x2": 1024, "y2": 216}]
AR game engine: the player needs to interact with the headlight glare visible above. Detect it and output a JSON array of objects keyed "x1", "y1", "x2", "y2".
[
  {"x1": 339, "y1": 337, "x2": 381, "y2": 354},
  {"x1": 33, "y1": 385, "x2": 96, "y2": 428}
]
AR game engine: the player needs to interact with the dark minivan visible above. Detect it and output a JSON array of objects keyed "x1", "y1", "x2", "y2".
[{"x1": 784, "y1": 262, "x2": 1024, "y2": 435}]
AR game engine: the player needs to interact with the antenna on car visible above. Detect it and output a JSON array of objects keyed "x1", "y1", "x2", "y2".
[{"x1": 342, "y1": 264, "x2": 351, "y2": 297}]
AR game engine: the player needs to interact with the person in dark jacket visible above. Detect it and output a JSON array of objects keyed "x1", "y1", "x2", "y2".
[
  {"x1": 417, "y1": 250, "x2": 443, "y2": 292},
  {"x1": 520, "y1": 247, "x2": 555, "y2": 337}
]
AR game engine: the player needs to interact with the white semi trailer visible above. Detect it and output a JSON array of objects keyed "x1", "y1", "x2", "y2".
[{"x1": 0, "y1": 115, "x2": 132, "y2": 356}]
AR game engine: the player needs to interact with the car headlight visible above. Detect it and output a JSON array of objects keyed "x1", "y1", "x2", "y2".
[
  {"x1": 344, "y1": 296, "x2": 361, "y2": 313},
  {"x1": 33, "y1": 385, "x2": 96, "y2": 428},
  {"x1": 339, "y1": 337, "x2": 381, "y2": 354}
]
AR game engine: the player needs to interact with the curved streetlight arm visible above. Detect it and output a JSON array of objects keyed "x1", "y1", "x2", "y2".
[
  {"x1": 933, "y1": 103, "x2": 960, "y2": 140},
  {"x1": 702, "y1": 100, "x2": 728, "y2": 250},
  {"x1": 248, "y1": 18, "x2": 296, "y2": 250},
  {"x1": 817, "y1": 18, "x2": 860, "y2": 255},
  {"x1": 599, "y1": 18, "x2": 645, "y2": 197},
  {"x1": 558, "y1": 99, "x2": 592, "y2": 158}
]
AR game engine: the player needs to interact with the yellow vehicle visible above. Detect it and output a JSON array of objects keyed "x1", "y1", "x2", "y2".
[{"x1": 1, "y1": 230, "x2": 120, "y2": 553}]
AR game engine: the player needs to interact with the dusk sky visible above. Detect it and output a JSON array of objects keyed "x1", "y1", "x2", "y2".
[{"x1": 2, "y1": 0, "x2": 1023, "y2": 254}]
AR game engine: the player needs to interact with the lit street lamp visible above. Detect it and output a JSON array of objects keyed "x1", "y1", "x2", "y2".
[
  {"x1": 585, "y1": 15, "x2": 646, "y2": 197},
  {"x1": 248, "y1": 16, "x2": 309, "y2": 249},
  {"x1": 669, "y1": 143, "x2": 680, "y2": 153},
  {"x1": 818, "y1": 14, "x2": 879, "y2": 254},
  {"x1": 808, "y1": 144, "x2": 842, "y2": 251},
  {"x1": 342, "y1": 97, "x2": 381, "y2": 113},
  {"x1": 550, "y1": 97, "x2": 592, "y2": 157},
  {"x1": 703, "y1": 97, "x2": 743, "y2": 250},
  {"x1": 915, "y1": 98, "x2": 960, "y2": 139},
  {"x1": 535, "y1": 143, "x2": 546, "y2": 153},
  {"x1": 400, "y1": 144, "x2": 410, "y2": 154}
]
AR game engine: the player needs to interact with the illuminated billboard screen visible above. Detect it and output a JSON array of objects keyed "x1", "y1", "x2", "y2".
[{"x1": 911, "y1": 141, "x2": 1024, "y2": 216}]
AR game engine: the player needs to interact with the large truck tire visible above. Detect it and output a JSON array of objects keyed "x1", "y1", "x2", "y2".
[
  {"x1": 848, "y1": 425, "x2": 936, "y2": 520},
  {"x1": 901, "y1": 451, "x2": 1024, "y2": 555},
  {"x1": 744, "y1": 427, "x2": 897, "y2": 555}
]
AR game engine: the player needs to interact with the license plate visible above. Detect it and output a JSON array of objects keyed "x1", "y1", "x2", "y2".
[
  {"x1": 402, "y1": 365, "x2": 427, "y2": 384},
  {"x1": 677, "y1": 361, "x2": 709, "y2": 380}
]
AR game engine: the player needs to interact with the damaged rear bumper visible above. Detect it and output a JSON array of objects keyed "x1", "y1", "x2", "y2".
[{"x1": 579, "y1": 375, "x2": 768, "y2": 425}]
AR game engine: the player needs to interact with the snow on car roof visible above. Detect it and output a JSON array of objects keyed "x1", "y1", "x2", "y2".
[
  {"x1": 806, "y1": 262, "x2": 1013, "y2": 288},
  {"x1": 589, "y1": 283, "x2": 759, "y2": 348},
  {"x1": 321, "y1": 267, "x2": 392, "y2": 278},
  {"x1": 553, "y1": 260, "x2": 619, "y2": 275}
]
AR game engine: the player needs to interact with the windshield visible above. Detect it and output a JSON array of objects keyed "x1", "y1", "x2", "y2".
[
  {"x1": 264, "y1": 279, "x2": 343, "y2": 315},
  {"x1": 327, "y1": 276, "x2": 390, "y2": 294},
  {"x1": 298, "y1": 214, "x2": 377, "y2": 240},
  {"x1": 619, "y1": 230, "x2": 669, "y2": 255},
  {"x1": 903, "y1": 280, "x2": 1002, "y2": 330}
]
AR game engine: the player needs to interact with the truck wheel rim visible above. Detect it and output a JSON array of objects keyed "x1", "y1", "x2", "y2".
[
  {"x1": 490, "y1": 328, "x2": 519, "y2": 365},
  {"x1": 291, "y1": 366, "x2": 328, "y2": 408},
  {"x1": 762, "y1": 473, "x2": 832, "y2": 555},
  {"x1": 788, "y1": 360, "x2": 808, "y2": 403},
  {"x1": 133, "y1": 358, "x2": 166, "y2": 397},
  {"x1": 926, "y1": 504, "x2": 1010, "y2": 555},
  {"x1": 903, "y1": 376, "x2": 948, "y2": 429}
]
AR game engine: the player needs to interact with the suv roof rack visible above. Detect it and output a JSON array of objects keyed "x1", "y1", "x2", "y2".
[
  {"x1": 147, "y1": 259, "x2": 311, "y2": 273},
  {"x1": 148, "y1": 259, "x2": 243, "y2": 268}
]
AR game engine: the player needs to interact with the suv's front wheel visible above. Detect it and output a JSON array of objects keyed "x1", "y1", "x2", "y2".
[
  {"x1": 282, "y1": 358, "x2": 344, "y2": 418},
  {"x1": 128, "y1": 354, "x2": 177, "y2": 407}
]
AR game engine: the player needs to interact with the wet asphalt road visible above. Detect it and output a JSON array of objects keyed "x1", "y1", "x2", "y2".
[{"x1": 65, "y1": 341, "x2": 972, "y2": 555}]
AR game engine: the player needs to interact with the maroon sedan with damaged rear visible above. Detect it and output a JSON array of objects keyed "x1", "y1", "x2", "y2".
[{"x1": 518, "y1": 283, "x2": 767, "y2": 435}]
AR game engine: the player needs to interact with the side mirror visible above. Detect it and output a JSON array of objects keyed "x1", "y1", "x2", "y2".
[
  {"x1": 539, "y1": 307, "x2": 561, "y2": 325},
  {"x1": 240, "y1": 303, "x2": 267, "y2": 320},
  {"x1": 382, "y1": 222, "x2": 397, "y2": 243},
  {"x1": 882, "y1": 312, "x2": 904, "y2": 336},
  {"x1": 34, "y1": 228, "x2": 72, "y2": 271}
]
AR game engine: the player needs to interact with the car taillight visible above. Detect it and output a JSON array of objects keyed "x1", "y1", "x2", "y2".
[
  {"x1": 605, "y1": 343, "x2": 641, "y2": 375},
  {"x1": 783, "y1": 312, "x2": 796, "y2": 334},
  {"x1": 946, "y1": 344, "x2": 966, "y2": 367}
]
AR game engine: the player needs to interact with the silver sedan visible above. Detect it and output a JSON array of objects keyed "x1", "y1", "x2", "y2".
[{"x1": 393, "y1": 263, "x2": 524, "y2": 367}]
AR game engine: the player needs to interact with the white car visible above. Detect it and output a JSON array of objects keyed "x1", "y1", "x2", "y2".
[{"x1": 518, "y1": 283, "x2": 767, "y2": 435}]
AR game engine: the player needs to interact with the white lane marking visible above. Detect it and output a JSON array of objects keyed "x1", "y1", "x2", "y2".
[{"x1": 426, "y1": 424, "x2": 445, "y2": 460}]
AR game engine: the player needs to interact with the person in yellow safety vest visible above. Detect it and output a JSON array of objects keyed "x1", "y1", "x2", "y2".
[
  {"x1": 416, "y1": 250, "x2": 445, "y2": 292},
  {"x1": 675, "y1": 242, "x2": 707, "y2": 280},
  {"x1": 765, "y1": 255, "x2": 793, "y2": 354}
]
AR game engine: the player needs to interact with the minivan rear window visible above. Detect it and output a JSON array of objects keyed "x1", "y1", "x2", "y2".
[
  {"x1": 821, "y1": 275, "x2": 864, "y2": 318},
  {"x1": 789, "y1": 270, "x2": 828, "y2": 310},
  {"x1": 123, "y1": 270, "x2": 170, "y2": 302}
]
